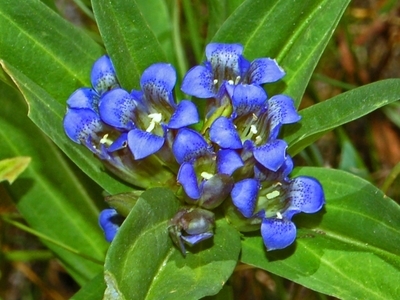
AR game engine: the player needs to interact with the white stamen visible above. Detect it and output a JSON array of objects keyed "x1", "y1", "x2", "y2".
[
  {"x1": 100, "y1": 134, "x2": 111, "y2": 144},
  {"x1": 201, "y1": 172, "x2": 214, "y2": 180},
  {"x1": 146, "y1": 113, "x2": 163, "y2": 132},
  {"x1": 235, "y1": 76, "x2": 241, "y2": 85},
  {"x1": 213, "y1": 79, "x2": 218, "y2": 85},
  {"x1": 266, "y1": 190, "x2": 280, "y2": 199},
  {"x1": 255, "y1": 136, "x2": 262, "y2": 145},
  {"x1": 228, "y1": 80, "x2": 234, "y2": 85},
  {"x1": 252, "y1": 113, "x2": 258, "y2": 121},
  {"x1": 250, "y1": 125, "x2": 258, "y2": 134},
  {"x1": 276, "y1": 212, "x2": 283, "y2": 219}
]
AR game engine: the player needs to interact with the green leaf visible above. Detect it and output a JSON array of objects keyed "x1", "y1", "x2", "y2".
[
  {"x1": 1, "y1": 60, "x2": 133, "y2": 194},
  {"x1": 284, "y1": 79, "x2": 400, "y2": 156},
  {"x1": 92, "y1": 0, "x2": 167, "y2": 91},
  {"x1": 72, "y1": 273, "x2": 106, "y2": 300},
  {"x1": 0, "y1": 81, "x2": 107, "y2": 285},
  {"x1": 0, "y1": 0, "x2": 104, "y2": 102},
  {"x1": 104, "y1": 187, "x2": 241, "y2": 299},
  {"x1": 241, "y1": 167, "x2": 400, "y2": 300},
  {"x1": 211, "y1": 0, "x2": 350, "y2": 106},
  {"x1": 0, "y1": 156, "x2": 31, "y2": 184}
]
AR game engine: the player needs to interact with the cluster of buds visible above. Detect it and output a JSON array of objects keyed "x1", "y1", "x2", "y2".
[{"x1": 64, "y1": 43, "x2": 325, "y2": 255}]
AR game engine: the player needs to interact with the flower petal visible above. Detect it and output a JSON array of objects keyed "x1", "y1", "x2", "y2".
[
  {"x1": 247, "y1": 58, "x2": 285, "y2": 85},
  {"x1": 206, "y1": 43, "x2": 244, "y2": 82},
  {"x1": 261, "y1": 217, "x2": 296, "y2": 251},
  {"x1": 67, "y1": 88, "x2": 99, "y2": 112},
  {"x1": 168, "y1": 100, "x2": 199, "y2": 129},
  {"x1": 254, "y1": 155, "x2": 293, "y2": 182},
  {"x1": 200, "y1": 174, "x2": 234, "y2": 209},
  {"x1": 231, "y1": 178, "x2": 259, "y2": 218},
  {"x1": 108, "y1": 132, "x2": 128, "y2": 152},
  {"x1": 181, "y1": 232, "x2": 213, "y2": 246},
  {"x1": 253, "y1": 139, "x2": 288, "y2": 171},
  {"x1": 127, "y1": 128, "x2": 165, "y2": 159},
  {"x1": 63, "y1": 108, "x2": 103, "y2": 144},
  {"x1": 181, "y1": 65, "x2": 215, "y2": 98},
  {"x1": 99, "y1": 88, "x2": 136, "y2": 130},
  {"x1": 172, "y1": 128, "x2": 210, "y2": 164},
  {"x1": 91, "y1": 55, "x2": 119, "y2": 95},
  {"x1": 283, "y1": 176, "x2": 325, "y2": 219},
  {"x1": 209, "y1": 116, "x2": 242, "y2": 149},
  {"x1": 177, "y1": 162, "x2": 201, "y2": 199},
  {"x1": 217, "y1": 149, "x2": 244, "y2": 175},
  {"x1": 140, "y1": 63, "x2": 177, "y2": 109},
  {"x1": 267, "y1": 94, "x2": 301, "y2": 140},
  {"x1": 231, "y1": 84, "x2": 267, "y2": 117},
  {"x1": 99, "y1": 209, "x2": 124, "y2": 242}
]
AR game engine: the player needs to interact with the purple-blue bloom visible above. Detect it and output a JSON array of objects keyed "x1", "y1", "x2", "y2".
[
  {"x1": 181, "y1": 43, "x2": 285, "y2": 99},
  {"x1": 231, "y1": 156, "x2": 325, "y2": 251}
]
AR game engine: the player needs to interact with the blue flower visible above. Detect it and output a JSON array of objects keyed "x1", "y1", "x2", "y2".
[
  {"x1": 230, "y1": 156, "x2": 325, "y2": 250},
  {"x1": 99, "y1": 208, "x2": 124, "y2": 242},
  {"x1": 173, "y1": 128, "x2": 236, "y2": 209},
  {"x1": 99, "y1": 63, "x2": 199, "y2": 160},
  {"x1": 181, "y1": 43, "x2": 285, "y2": 99}
]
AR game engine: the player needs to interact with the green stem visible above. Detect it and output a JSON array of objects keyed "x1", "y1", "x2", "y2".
[
  {"x1": 172, "y1": 0, "x2": 188, "y2": 80},
  {"x1": 182, "y1": 0, "x2": 202, "y2": 62},
  {"x1": 1, "y1": 215, "x2": 104, "y2": 265},
  {"x1": 381, "y1": 162, "x2": 400, "y2": 194}
]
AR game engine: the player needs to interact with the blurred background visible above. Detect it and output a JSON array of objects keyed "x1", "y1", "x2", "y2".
[{"x1": 1, "y1": 0, "x2": 400, "y2": 299}]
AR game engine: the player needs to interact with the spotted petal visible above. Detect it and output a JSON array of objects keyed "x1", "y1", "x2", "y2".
[
  {"x1": 247, "y1": 58, "x2": 285, "y2": 85},
  {"x1": 99, "y1": 209, "x2": 124, "y2": 242},
  {"x1": 172, "y1": 128, "x2": 210, "y2": 164},
  {"x1": 177, "y1": 162, "x2": 200, "y2": 199},
  {"x1": 261, "y1": 217, "x2": 297, "y2": 251},
  {"x1": 63, "y1": 108, "x2": 103, "y2": 144},
  {"x1": 168, "y1": 100, "x2": 199, "y2": 129},
  {"x1": 253, "y1": 139, "x2": 288, "y2": 171},
  {"x1": 217, "y1": 149, "x2": 244, "y2": 175},
  {"x1": 127, "y1": 128, "x2": 165, "y2": 160},
  {"x1": 67, "y1": 88, "x2": 99, "y2": 112},
  {"x1": 209, "y1": 116, "x2": 242, "y2": 149},
  {"x1": 206, "y1": 43, "x2": 244, "y2": 82},
  {"x1": 181, "y1": 65, "x2": 215, "y2": 98},
  {"x1": 140, "y1": 63, "x2": 177, "y2": 109},
  {"x1": 254, "y1": 155, "x2": 293, "y2": 182},
  {"x1": 231, "y1": 84, "x2": 267, "y2": 117},
  {"x1": 91, "y1": 55, "x2": 119, "y2": 95},
  {"x1": 268, "y1": 95, "x2": 301, "y2": 140},
  {"x1": 283, "y1": 176, "x2": 325, "y2": 219},
  {"x1": 231, "y1": 178, "x2": 259, "y2": 218},
  {"x1": 99, "y1": 88, "x2": 136, "y2": 130}
]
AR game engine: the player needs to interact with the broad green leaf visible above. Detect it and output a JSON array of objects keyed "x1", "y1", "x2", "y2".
[
  {"x1": 104, "y1": 187, "x2": 241, "y2": 299},
  {"x1": 0, "y1": 0, "x2": 103, "y2": 102},
  {"x1": 92, "y1": 0, "x2": 167, "y2": 91},
  {"x1": 0, "y1": 156, "x2": 31, "y2": 184},
  {"x1": 72, "y1": 273, "x2": 106, "y2": 300},
  {"x1": 284, "y1": 79, "x2": 400, "y2": 156},
  {"x1": 241, "y1": 167, "x2": 400, "y2": 300},
  {"x1": 206, "y1": 0, "x2": 244, "y2": 43},
  {"x1": 211, "y1": 0, "x2": 350, "y2": 106},
  {"x1": 1, "y1": 60, "x2": 133, "y2": 194},
  {"x1": 0, "y1": 81, "x2": 107, "y2": 285}
]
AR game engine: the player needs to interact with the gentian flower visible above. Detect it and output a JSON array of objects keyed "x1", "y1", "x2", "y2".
[
  {"x1": 99, "y1": 63, "x2": 199, "y2": 160},
  {"x1": 63, "y1": 56, "x2": 177, "y2": 188},
  {"x1": 230, "y1": 156, "x2": 325, "y2": 251},
  {"x1": 181, "y1": 43, "x2": 285, "y2": 99}
]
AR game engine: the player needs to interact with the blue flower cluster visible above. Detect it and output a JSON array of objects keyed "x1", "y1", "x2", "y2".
[{"x1": 64, "y1": 43, "x2": 325, "y2": 254}]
